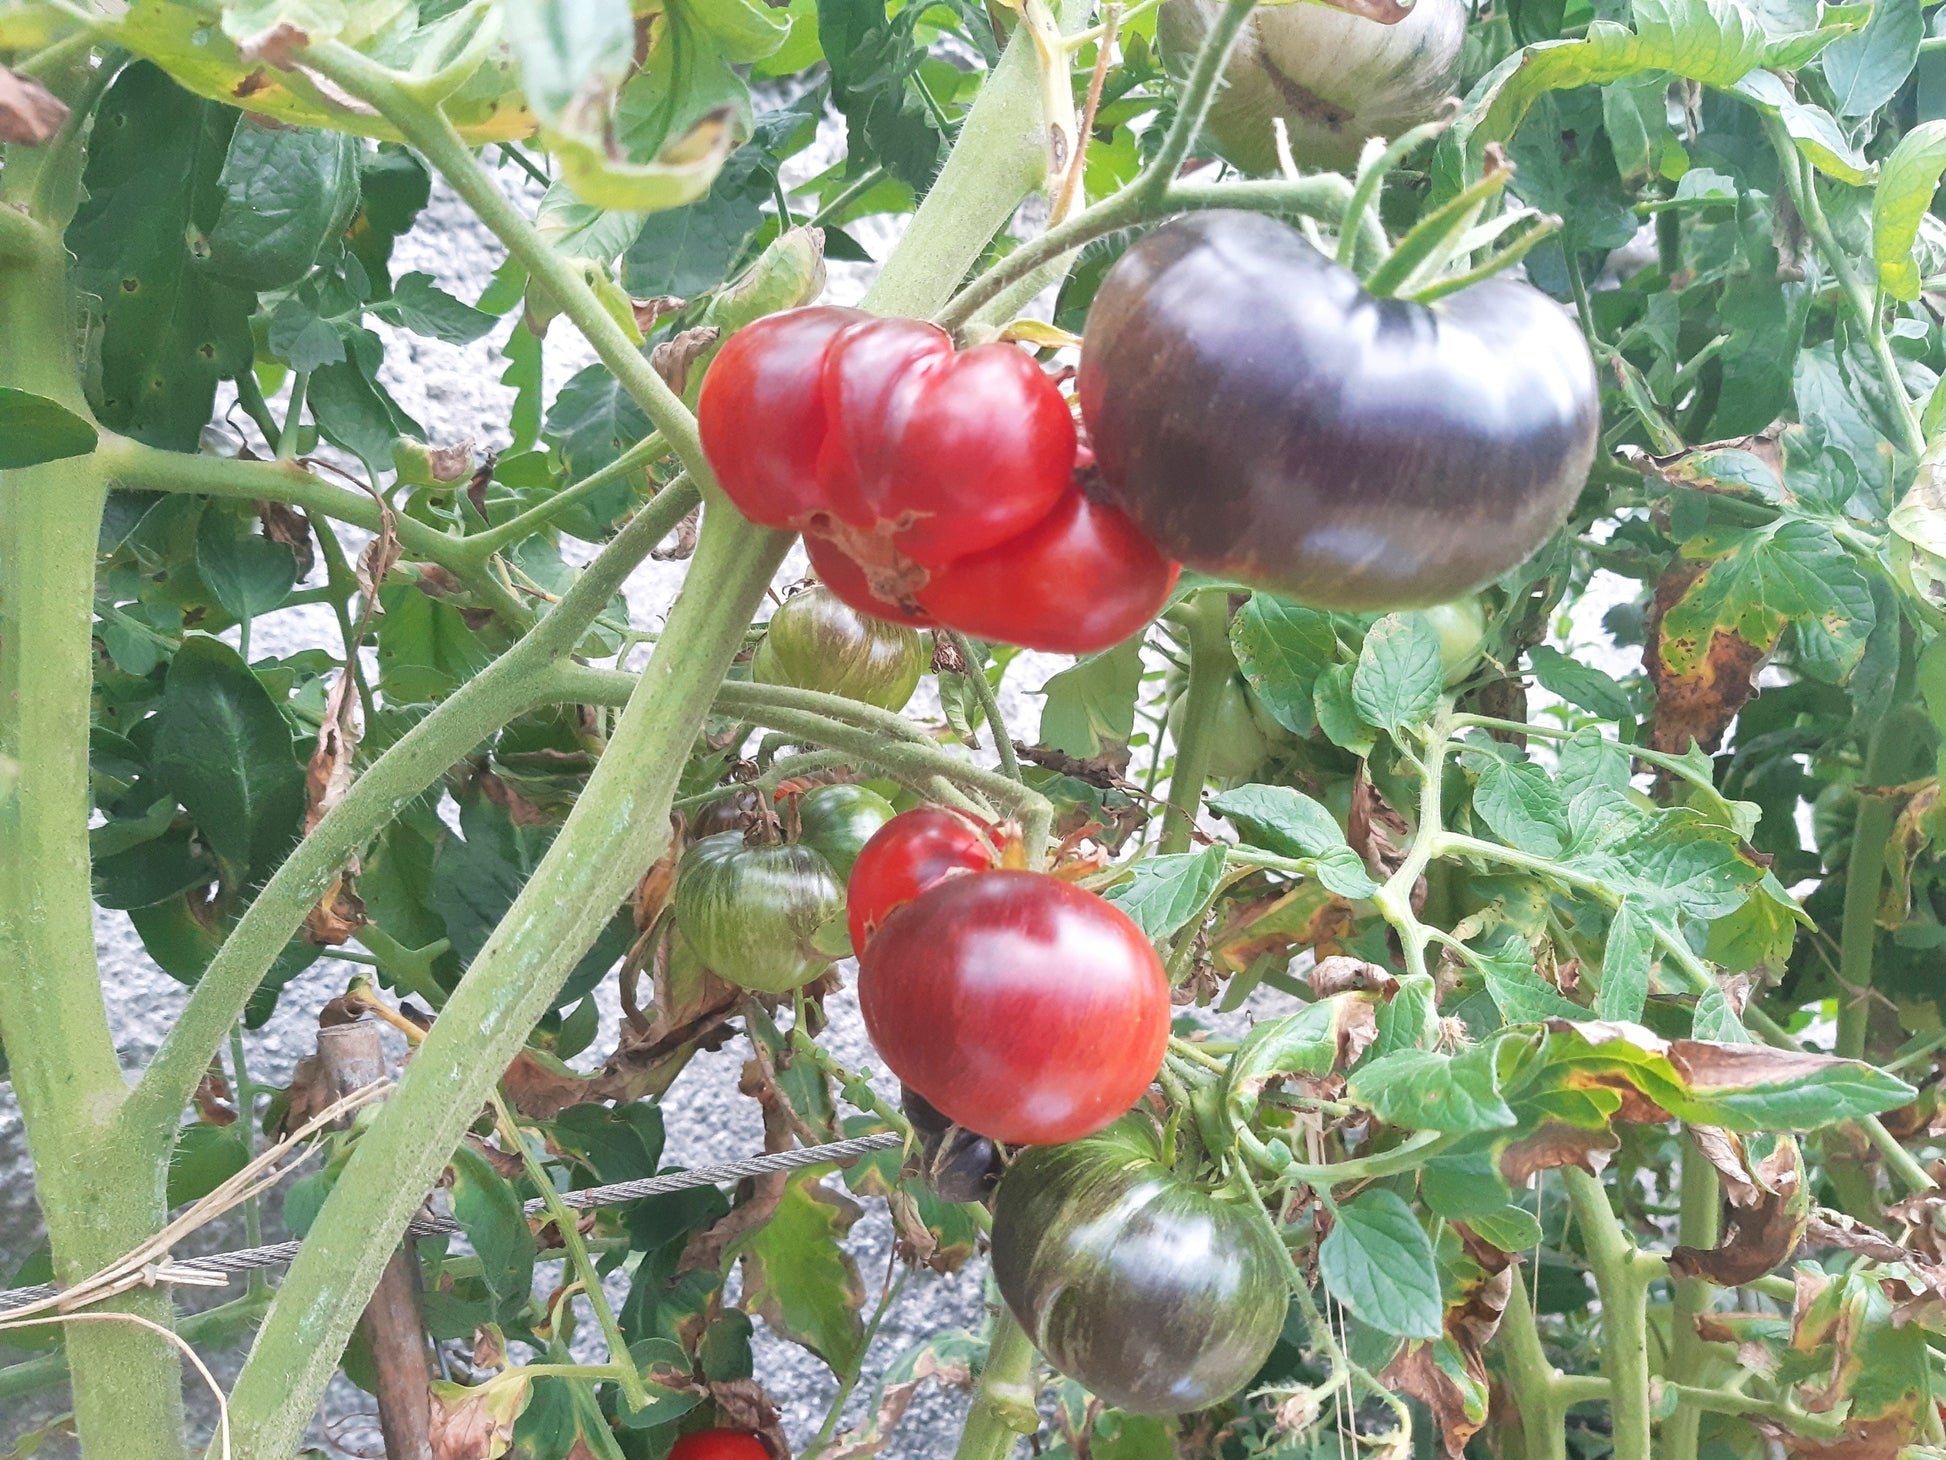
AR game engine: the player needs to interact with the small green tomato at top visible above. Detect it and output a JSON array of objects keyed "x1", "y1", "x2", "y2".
[{"x1": 751, "y1": 585, "x2": 924, "y2": 712}]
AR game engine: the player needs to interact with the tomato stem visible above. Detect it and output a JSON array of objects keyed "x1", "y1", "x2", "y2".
[
  {"x1": 1561, "y1": 1166, "x2": 1655, "y2": 1460},
  {"x1": 951, "y1": 1310, "x2": 1043, "y2": 1460},
  {"x1": 1159, "y1": 593, "x2": 1232, "y2": 854},
  {"x1": 945, "y1": 630, "x2": 1024, "y2": 784}
]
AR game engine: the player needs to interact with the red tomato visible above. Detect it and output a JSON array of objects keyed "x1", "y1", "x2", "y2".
[
  {"x1": 858, "y1": 871, "x2": 1170, "y2": 1145},
  {"x1": 914, "y1": 488, "x2": 1181, "y2": 654},
  {"x1": 846, "y1": 806, "x2": 997, "y2": 950},
  {"x1": 700, "y1": 308, "x2": 1176, "y2": 653},
  {"x1": 668, "y1": 1433, "x2": 769, "y2": 1460},
  {"x1": 698, "y1": 308, "x2": 1073, "y2": 599}
]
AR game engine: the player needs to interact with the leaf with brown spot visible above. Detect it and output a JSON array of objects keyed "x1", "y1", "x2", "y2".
[
  {"x1": 1212, "y1": 883, "x2": 1355, "y2": 974},
  {"x1": 500, "y1": 1048, "x2": 600, "y2": 1120},
  {"x1": 1384, "y1": 1227, "x2": 1511, "y2": 1457},
  {"x1": 256, "y1": 501, "x2": 315, "y2": 579},
  {"x1": 427, "y1": 1371, "x2": 530, "y2": 1460},
  {"x1": 0, "y1": 66, "x2": 70, "y2": 144},
  {"x1": 651, "y1": 326, "x2": 722, "y2": 396},
  {"x1": 1644, "y1": 557, "x2": 1764, "y2": 754},
  {"x1": 1669, "y1": 1136, "x2": 1808, "y2": 1286},
  {"x1": 1497, "y1": 1122, "x2": 1618, "y2": 1185},
  {"x1": 708, "y1": 1378, "x2": 792, "y2": 1458},
  {"x1": 1309, "y1": 954, "x2": 1399, "y2": 998},
  {"x1": 302, "y1": 873, "x2": 367, "y2": 944},
  {"x1": 1688, "y1": 1125, "x2": 1760, "y2": 1206}
]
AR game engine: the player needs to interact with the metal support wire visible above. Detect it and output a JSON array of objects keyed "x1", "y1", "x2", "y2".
[{"x1": 0, "y1": 1130, "x2": 903, "y2": 1315}]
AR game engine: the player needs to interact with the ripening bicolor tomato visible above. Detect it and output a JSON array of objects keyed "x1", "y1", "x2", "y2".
[
  {"x1": 844, "y1": 805, "x2": 999, "y2": 951},
  {"x1": 699, "y1": 307, "x2": 1176, "y2": 653},
  {"x1": 857, "y1": 870, "x2": 1170, "y2": 1145}
]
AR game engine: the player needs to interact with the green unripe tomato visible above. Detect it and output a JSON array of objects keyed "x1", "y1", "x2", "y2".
[
  {"x1": 1166, "y1": 674, "x2": 1274, "y2": 780},
  {"x1": 673, "y1": 831, "x2": 846, "y2": 993},
  {"x1": 752, "y1": 586, "x2": 924, "y2": 711},
  {"x1": 1417, "y1": 596, "x2": 1488, "y2": 686},
  {"x1": 793, "y1": 783, "x2": 896, "y2": 881}
]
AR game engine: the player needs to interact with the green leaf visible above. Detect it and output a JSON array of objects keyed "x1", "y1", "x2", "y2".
[
  {"x1": 1230, "y1": 595, "x2": 1338, "y2": 736},
  {"x1": 448, "y1": 1140, "x2": 537, "y2": 1316},
  {"x1": 1352, "y1": 613, "x2": 1445, "y2": 736},
  {"x1": 166, "y1": 1121, "x2": 250, "y2": 1207},
  {"x1": 733, "y1": 1168, "x2": 866, "y2": 1373},
  {"x1": 378, "y1": 272, "x2": 496, "y2": 344},
  {"x1": 1349, "y1": 1047, "x2": 1517, "y2": 1134},
  {"x1": 1526, "y1": 644, "x2": 1633, "y2": 720},
  {"x1": 1319, "y1": 1189, "x2": 1444, "y2": 1339},
  {"x1": 1467, "y1": 752, "x2": 1568, "y2": 858},
  {"x1": 1464, "y1": 1204, "x2": 1546, "y2": 1252},
  {"x1": 1479, "y1": 940, "x2": 1584, "y2": 1023},
  {"x1": 150, "y1": 635, "x2": 305, "y2": 889},
  {"x1": 1223, "y1": 998, "x2": 1358, "y2": 1126},
  {"x1": 1038, "y1": 638, "x2": 1143, "y2": 759},
  {"x1": 1733, "y1": 70, "x2": 1872, "y2": 183},
  {"x1": 204, "y1": 116, "x2": 359, "y2": 291},
  {"x1": 1820, "y1": 0, "x2": 1922, "y2": 117},
  {"x1": 1209, "y1": 784, "x2": 1378, "y2": 897},
  {"x1": 308, "y1": 327, "x2": 425, "y2": 466},
  {"x1": 68, "y1": 63, "x2": 253, "y2": 450},
  {"x1": 1106, "y1": 846, "x2": 1228, "y2": 940},
  {"x1": 1313, "y1": 661, "x2": 1377, "y2": 755},
  {"x1": 1596, "y1": 898, "x2": 1655, "y2": 1022},
  {"x1": 818, "y1": 0, "x2": 943, "y2": 190},
  {"x1": 1873, "y1": 120, "x2": 1946, "y2": 301},
  {"x1": 195, "y1": 501, "x2": 298, "y2": 623},
  {"x1": 0, "y1": 388, "x2": 98, "y2": 468}
]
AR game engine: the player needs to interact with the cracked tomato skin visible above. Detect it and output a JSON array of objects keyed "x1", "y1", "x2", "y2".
[
  {"x1": 845, "y1": 805, "x2": 998, "y2": 951},
  {"x1": 698, "y1": 307, "x2": 1074, "y2": 575},
  {"x1": 668, "y1": 1433, "x2": 770, "y2": 1460},
  {"x1": 857, "y1": 870, "x2": 1170, "y2": 1145}
]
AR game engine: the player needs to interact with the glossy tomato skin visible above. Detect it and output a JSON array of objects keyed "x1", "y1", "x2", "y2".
[
  {"x1": 752, "y1": 585, "x2": 924, "y2": 711},
  {"x1": 667, "y1": 1431, "x2": 770, "y2": 1460},
  {"x1": 844, "y1": 805, "x2": 998, "y2": 951},
  {"x1": 858, "y1": 871, "x2": 1169, "y2": 1145},
  {"x1": 992, "y1": 1119, "x2": 1289, "y2": 1414},
  {"x1": 914, "y1": 488, "x2": 1180, "y2": 654},
  {"x1": 793, "y1": 783, "x2": 896, "y2": 882},
  {"x1": 699, "y1": 308, "x2": 1074, "y2": 583},
  {"x1": 674, "y1": 832, "x2": 845, "y2": 994},
  {"x1": 1079, "y1": 211, "x2": 1598, "y2": 611}
]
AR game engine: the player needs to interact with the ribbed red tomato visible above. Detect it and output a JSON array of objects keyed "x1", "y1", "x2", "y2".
[
  {"x1": 668, "y1": 1432, "x2": 769, "y2": 1460},
  {"x1": 858, "y1": 871, "x2": 1170, "y2": 1145},
  {"x1": 699, "y1": 308, "x2": 1175, "y2": 653},
  {"x1": 845, "y1": 805, "x2": 997, "y2": 950}
]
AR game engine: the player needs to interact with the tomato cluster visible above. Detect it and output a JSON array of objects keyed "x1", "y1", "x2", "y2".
[
  {"x1": 848, "y1": 809, "x2": 1169, "y2": 1147},
  {"x1": 698, "y1": 307, "x2": 1179, "y2": 654}
]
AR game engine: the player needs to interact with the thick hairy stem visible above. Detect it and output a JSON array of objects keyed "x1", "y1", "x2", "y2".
[
  {"x1": 950, "y1": 1312, "x2": 1041, "y2": 1460},
  {"x1": 1837, "y1": 711, "x2": 1912, "y2": 1062},
  {"x1": 1562, "y1": 1167, "x2": 1654, "y2": 1460},
  {"x1": 0, "y1": 126, "x2": 187, "y2": 1455},
  {"x1": 127, "y1": 481, "x2": 701, "y2": 1150},
  {"x1": 1663, "y1": 1134, "x2": 1722, "y2": 1460},
  {"x1": 220, "y1": 507, "x2": 791, "y2": 1459},
  {"x1": 1497, "y1": 1276, "x2": 1567, "y2": 1460},
  {"x1": 1160, "y1": 594, "x2": 1231, "y2": 854}
]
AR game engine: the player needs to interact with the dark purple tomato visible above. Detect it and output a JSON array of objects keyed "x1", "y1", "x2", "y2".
[
  {"x1": 991, "y1": 1117, "x2": 1289, "y2": 1414},
  {"x1": 1078, "y1": 210, "x2": 1598, "y2": 612}
]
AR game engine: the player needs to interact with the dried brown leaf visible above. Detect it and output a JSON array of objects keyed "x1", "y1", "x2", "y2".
[
  {"x1": 1669, "y1": 1137, "x2": 1807, "y2": 1286},
  {"x1": 0, "y1": 66, "x2": 70, "y2": 144},
  {"x1": 257, "y1": 501, "x2": 316, "y2": 579},
  {"x1": 1644, "y1": 557, "x2": 1763, "y2": 754},
  {"x1": 651, "y1": 326, "x2": 721, "y2": 396}
]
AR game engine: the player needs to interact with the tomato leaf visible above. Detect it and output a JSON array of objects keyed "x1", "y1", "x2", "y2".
[
  {"x1": 1595, "y1": 898, "x2": 1655, "y2": 1022},
  {"x1": 1465, "y1": 751, "x2": 1568, "y2": 858},
  {"x1": 1874, "y1": 120, "x2": 1946, "y2": 301},
  {"x1": 204, "y1": 116, "x2": 359, "y2": 291},
  {"x1": 1319, "y1": 1188, "x2": 1444, "y2": 1339},
  {"x1": 194, "y1": 501, "x2": 298, "y2": 624},
  {"x1": 448, "y1": 1141, "x2": 537, "y2": 1317},
  {"x1": 1038, "y1": 638, "x2": 1143, "y2": 759},
  {"x1": 1106, "y1": 846, "x2": 1229, "y2": 940},
  {"x1": 1478, "y1": 940, "x2": 1583, "y2": 1024},
  {"x1": 1526, "y1": 644, "x2": 1634, "y2": 720},
  {"x1": 1349, "y1": 1046, "x2": 1517, "y2": 1134},
  {"x1": 733, "y1": 1167, "x2": 867, "y2": 1373},
  {"x1": 1230, "y1": 595, "x2": 1339, "y2": 736},
  {"x1": 1463, "y1": 1204, "x2": 1545, "y2": 1253},
  {"x1": 150, "y1": 636, "x2": 306, "y2": 890},
  {"x1": 1820, "y1": 0, "x2": 1922, "y2": 118},
  {"x1": 0, "y1": 388, "x2": 98, "y2": 469},
  {"x1": 1352, "y1": 613, "x2": 1445, "y2": 736},
  {"x1": 1210, "y1": 784, "x2": 1378, "y2": 898}
]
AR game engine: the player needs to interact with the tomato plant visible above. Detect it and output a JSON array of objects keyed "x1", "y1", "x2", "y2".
[
  {"x1": 858, "y1": 870, "x2": 1170, "y2": 1145},
  {"x1": 6, "y1": 0, "x2": 1946, "y2": 1456}
]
